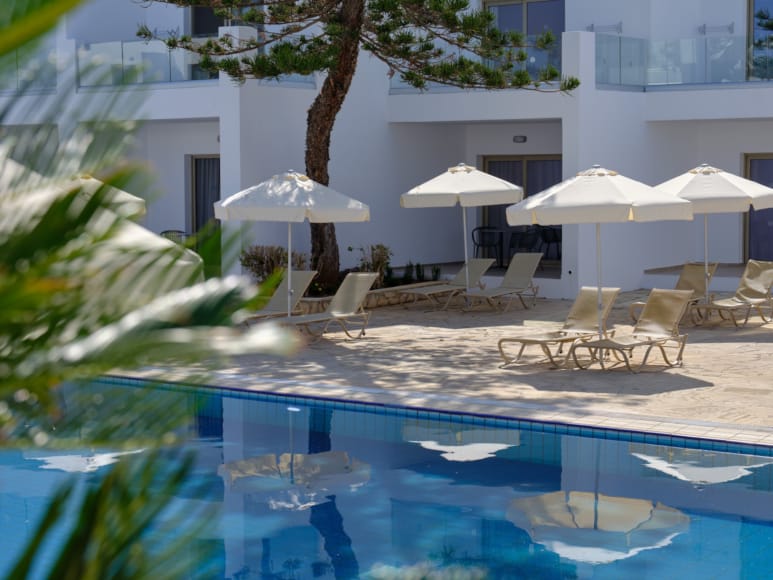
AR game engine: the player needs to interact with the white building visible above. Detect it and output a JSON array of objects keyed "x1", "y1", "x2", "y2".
[{"x1": 4, "y1": 0, "x2": 773, "y2": 298}]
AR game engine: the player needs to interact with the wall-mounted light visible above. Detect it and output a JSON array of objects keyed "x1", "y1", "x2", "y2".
[{"x1": 513, "y1": 135, "x2": 527, "y2": 143}]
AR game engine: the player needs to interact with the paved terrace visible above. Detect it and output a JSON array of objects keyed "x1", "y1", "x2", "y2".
[{"x1": 143, "y1": 284, "x2": 773, "y2": 449}]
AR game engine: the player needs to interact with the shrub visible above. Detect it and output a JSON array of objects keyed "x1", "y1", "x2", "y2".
[
  {"x1": 347, "y1": 243, "x2": 393, "y2": 289},
  {"x1": 239, "y1": 245, "x2": 308, "y2": 283},
  {"x1": 401, "y1": 261, "x2": 415, "y2": 285}
]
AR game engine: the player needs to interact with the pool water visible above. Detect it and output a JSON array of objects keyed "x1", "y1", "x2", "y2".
[{"x1": 4, "y1": 377, "x2": 773, "y2": 579}]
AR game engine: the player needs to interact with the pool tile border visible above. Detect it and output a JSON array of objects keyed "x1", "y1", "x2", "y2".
[{"x1": 103, "y1": 373, "x2": 773, "y2": 457}]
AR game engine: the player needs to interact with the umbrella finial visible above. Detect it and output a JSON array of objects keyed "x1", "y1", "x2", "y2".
[
  {"x1": 690, "y1": 164, "x2": 720, "y2": 175},
  {"x1": 449, "y1": 163, "x2": 475, "y2": 174},
  {"x1": 579, "y1": 166, "x2": 618, "y2": 177}
]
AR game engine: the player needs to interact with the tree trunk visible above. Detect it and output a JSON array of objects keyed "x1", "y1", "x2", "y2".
[{"x1": 305, "y1": 0, "x2": 364, "y2": 290}]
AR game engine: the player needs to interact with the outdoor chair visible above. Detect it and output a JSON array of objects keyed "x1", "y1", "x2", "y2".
[
  {"x1": 462, "y1": 252, "x2": 543, "y2": 311},
  {"x1": 281, "y1": 272, "x2": 378, "y2": 340},
  {"x1": 628, "y1": 262, "x2": 718, "y2": 324},
  {"x1": 507, "y1": 226, "x2": 543, "y2": 265},
  {"x1": 498, "y1": 286, "x2": 620, "y2": 368},
  {"x1": 472, "y1": 226, "x2": 504, "y2": 267},
  {"x1": 569, "y1": 288, "x2": 694, "y2": 373},
  {"x1": 398, "y1": 258, "x2": 494, "y2": 310},
  {"x1": 691, "y1": 259, "x2": 773, "y2": 328},
  {"x1": 244, "y1": 270, "x2": 317, "y2": 322},
  {"x1": 539, "y1": 226, "x2": 562, "y2": 260}
]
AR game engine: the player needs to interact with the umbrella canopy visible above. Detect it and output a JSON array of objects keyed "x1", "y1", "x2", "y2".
[
  {"x1": 506, "y1": 165, "x2": 693, "y2": 335},
  {"x1": 507, "y1": 491, "x2": 690, "y2": 564},
  {"x1": 401, "y1": 163, "x2": 523, "y2": 290},
  {"x1": 656, "y1": 164, "x2": 773, "y2": 300},
  {"x1": 0, "y1": 154, "x2": 146, "y2": 219},
  {"x1": 631, "y1": 444, "x2": 773, "y2": 485},
  {"x1": 69, "y1": 174, "x2": 147, "y2": 219},
  {"x1": 1, "y1": 185, "x2": 203, "y2": 315},
  {"x1": 217, "y1": 450, "x2": 370, "y2": 511},
  {"x1": 214, "y1": 170, "x2": 370, "y2": 315}
]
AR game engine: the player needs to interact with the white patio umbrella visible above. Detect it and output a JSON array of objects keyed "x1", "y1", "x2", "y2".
[
  {"x1": 506, "y1": 165, "x2": 693, "y2": 337},
  {"x1": 656, "y1": 164, "x2": 773, "y2": 301},
  {"x1": 401, "y1": 163, "x2": 523, "y2": 291},
  {"x1": 214, "y1": 170, "x2": 370, "y2": 316},
  {"x1": 68, "y1": 173, "x2": 147, "y2": 219},
  {"x1": 0, "y1": 154, "x2": 146, "y2": 219}
]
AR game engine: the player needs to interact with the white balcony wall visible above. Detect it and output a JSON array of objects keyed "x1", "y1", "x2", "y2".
[{"x1": 129, "y1": 119, "x2": 220, "y2": 234}]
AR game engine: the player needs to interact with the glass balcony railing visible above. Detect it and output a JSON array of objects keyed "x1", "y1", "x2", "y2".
[
  {"x1": 596, "y1": 33, "x2": 769, "y2": 88},
  {"x1": 77, "y1": 39, "x2": 218, "y2": 86},
  {"x1": 0, "y1": 48, "x2": 58, "y2": 93},
  {"x1": 76, "y1": 39, "x2": 315, "y2": 88}
]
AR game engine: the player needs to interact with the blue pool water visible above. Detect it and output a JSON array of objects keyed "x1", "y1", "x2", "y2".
[{"x1": 4, "y1": 376, "x2": 773, "y2": 579}]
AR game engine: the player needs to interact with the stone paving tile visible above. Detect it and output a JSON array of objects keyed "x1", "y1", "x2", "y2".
[{"x1": 138, "y1": 290, "x2": 773, "y2": 448}]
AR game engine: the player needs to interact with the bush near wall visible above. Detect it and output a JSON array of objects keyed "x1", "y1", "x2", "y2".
[{"x1": 239, "y1": 245, "x2": 308, "y2": 283}]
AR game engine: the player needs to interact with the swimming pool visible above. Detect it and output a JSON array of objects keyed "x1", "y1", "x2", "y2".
[{"x1": 4, "y1": 376, "x2": 773, "y2": 579}]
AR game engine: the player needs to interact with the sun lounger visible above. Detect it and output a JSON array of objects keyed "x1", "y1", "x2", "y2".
[
  {"x1": 569, "y1": 288, "x2": 694, "y2": 373},
  {"x1": 498, "y1": 286, "x2": 620, "y2": 368},
  {"x1": 691, "y1": 259, "x2": 773, "y2": 327},
  {"x1": 629, "y1": 262, "x2": 717, "y2": 324},
  {"x1": 282, "y1": 272, "x2": 378, "y2": 340},
  {"x1": 245, "y1": 270, "x2": 317, "y2": 321},
  {"x1": 462, "y1": 252, "x2": 542, "y2": 311},
  {"x1": 398, "y1": 258, "x2": 494, "y2": 310}
]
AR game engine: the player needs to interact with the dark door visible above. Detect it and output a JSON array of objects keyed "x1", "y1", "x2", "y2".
[
  {"x1": 192, "y1": 156, "x2": 221, "y2": 277},
  {"x1": 747, "y1": 157, "x2": 773, "y2": 261}
]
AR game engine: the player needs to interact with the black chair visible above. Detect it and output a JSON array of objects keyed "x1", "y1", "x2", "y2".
[
  {"x1": 507, "y1": 226, "x2": 543, "y2": 264},
  {"x1": 160, "y1": 229, "x2": 189, "y2": 244},
  {"x1": 539, "y1": 226, "x2": 562, "y2": 260},
  {"x1": 472, "y1": 226, "x2": 503, "y2": 267}
]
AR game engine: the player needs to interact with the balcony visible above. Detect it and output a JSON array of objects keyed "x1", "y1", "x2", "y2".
[
  {"x1": 596, "y1": 33, "x2": 773, "y2": 89},
  {"x1": 76, "y1": 39, "x2": 315, "y2": 88},
  {"x1": 0, "y1": 48, "x2": 58, "y2": 93}
]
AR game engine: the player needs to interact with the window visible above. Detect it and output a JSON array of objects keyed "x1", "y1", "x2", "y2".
[
  {"x1": 486, "y1": 0, "x2": 564, "y2": 76},
  {"x1": 191, "y1": 7, "x2": 223, "y2": 38}
]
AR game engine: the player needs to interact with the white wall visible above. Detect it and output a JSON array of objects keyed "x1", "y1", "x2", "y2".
[{"x1": 130, "y1": 119, "x2": 220, "y2": 234}]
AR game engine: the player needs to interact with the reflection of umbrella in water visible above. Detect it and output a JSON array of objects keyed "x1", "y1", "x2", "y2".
[
  {"x1": 507, "y1": 165, "x2": 693, "y2": 337},
  {"x1": 26, "y1": 449, "x2": 145, "y2": 473},
  {"x1": 631, "y1": 444, "x2": 773, "y2": 485},
  {"x1": 214, "y1": 170, "x2": 370, "y2": 316},
  {"x1": 507, "y1": 491, "x2": 690, "y2": 564},
  {"x1": 218, "y1": 451, "x2": 370, "y2": 511},
  {"x1": 403, "y1": 420, "x2": 520, "y2": 462},
  {"x1": 401, "y1": 163, "x2": 523, "y2": 291}
]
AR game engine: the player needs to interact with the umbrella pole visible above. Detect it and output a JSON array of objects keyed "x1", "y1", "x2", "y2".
[
  {"x1": 287, "y1": 222, "x2": 293, "y2": 317},
  {"x1": 462, "y1": 207, "x2": 470, "y2": 292},
  {"x1": 703, "y1": 215, "x2": 710, "y2": 303},
  {"x1": 596, "y1": 223, "x2": 603, "y2": 339}
]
